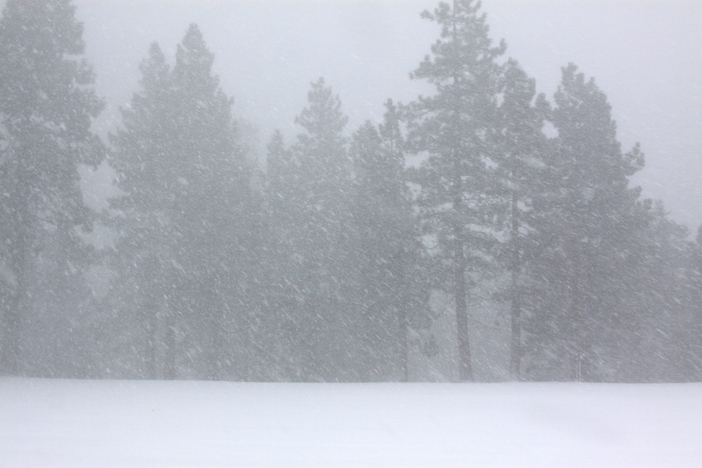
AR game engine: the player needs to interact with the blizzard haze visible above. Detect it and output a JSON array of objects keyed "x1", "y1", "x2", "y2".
[
  {"x1": 70, "y1": 0, "x2": 702, "y2": 230},
  {"x1": 2, "y1": 0, "x2": 701, "y2": 382},
  {"x1": 3, "y1": 3, "x2": 702, "y2": 463}
]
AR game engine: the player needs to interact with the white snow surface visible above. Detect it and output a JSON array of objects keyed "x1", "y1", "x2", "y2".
[{"x1": 2, "y1": 378, "x2": 701, "y2": 467}]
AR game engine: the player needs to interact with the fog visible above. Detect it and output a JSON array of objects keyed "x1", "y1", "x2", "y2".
[
  {"x1": 2, "y1": 0, "x2": 702, "y2": 383},
  {"x1": 74, "y1": 0, "x2": 702, "y2": 228},
  {"x1": 3, "y1": 4, "x2": 702, "y2": 465}
]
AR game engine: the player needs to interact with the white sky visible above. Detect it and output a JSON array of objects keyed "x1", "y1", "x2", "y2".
[{"x1": 4, "y1": 0, "x2": 702, "y2": 230}]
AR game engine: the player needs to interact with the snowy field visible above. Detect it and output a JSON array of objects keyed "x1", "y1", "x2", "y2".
[{"x1": 1, "y1": 378, "x2": 701, "y2": 467}]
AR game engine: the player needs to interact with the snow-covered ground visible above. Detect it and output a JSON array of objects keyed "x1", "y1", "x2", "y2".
[{"x1": 1, "y1": 378, "x2": 700, "y2": 467}]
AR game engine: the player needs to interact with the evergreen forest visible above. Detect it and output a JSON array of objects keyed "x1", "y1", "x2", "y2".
[{"x1": 2, "y1": 0, "x2": 701, "y2": 382}]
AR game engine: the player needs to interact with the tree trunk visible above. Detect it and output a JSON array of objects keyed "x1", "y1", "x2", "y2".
[
  {"x1": 163, "y1": 305, "x2": 177, "y2": 380},
  {"x1": 398, "y1": 305, "x2": 409, "y2": 382},
  {"x1": 509, "y1": 189, "x2": 521, "y2": 380},
  {"x1": 209, "y1": 301, "x2": 226, "y2": 380},
  {"x1": 5, "y1": 240, "x2": 29, "y2": 375},
  {"x1": 569, "y1": 231, "x2": 584, "y2": 382},
  {"x1": 5, "y1": 268, "x2": 27, "y2": 375},
  {"x1": 392, "y1": 248, "x2": 409, "y2": 382},
  {"x1": 450, "y1": 17, "x2": 473, "y2": 380},
  {"x1": 452, "y1": 148, "x2": 472, "y2": 381},
  {"x1": 4, "y1": 156, "x2": 32, "y2": 375},
  {"x1": 455, "y1": 256, "x2": 473, "y2": 381},
  {"x1": 147, "y1": 303, "x2": 158, "y2": 380}
]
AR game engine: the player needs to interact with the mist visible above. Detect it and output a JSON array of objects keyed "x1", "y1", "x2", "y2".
[{"x1": 1, "y1": 0, "x2": 702, "y2": 383}]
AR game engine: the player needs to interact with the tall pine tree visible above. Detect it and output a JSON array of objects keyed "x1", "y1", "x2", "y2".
[
  {"x1": 494, "y1": 59, "x2": 549, "y2": 379},
  {"x1": 262, "y1": 129, "x2": 301, "y2": 380},
  {"x1": 0, "y1": 0, "x2": 104, "y2": 375},
  {"x1": 406, "y1": 0, "x2": 505, "y2": 381},
  {"x1": 349, "y1": 100, "x2": 427, "y2": 381},
  {"x1": 108, "y1": 25, "x2": 255, "y2": 380},
  {"x1": 287, "y1": 78, "x2": 356, "y2": 381},
  {"x1": 523, "y1": 64, "x2": 644, "y2": 381}
]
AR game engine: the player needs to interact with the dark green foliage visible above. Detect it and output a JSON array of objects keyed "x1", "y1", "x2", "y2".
[
  {"x1": 0, "y1": 0, "x2": 104, "y2": 375},
  {"x1": 522, "y1": 64, "x2": 646, "y2": 381},
  {"x1": 493, "y1": 59, "x2": 549, "y2": 379},
  {"x1": 615, "y1": 201, "x2": 701, "y2": 381},
  {"x1": 263, "y1": 90, "x2": 429, "y2": 382},
  {"x1": 107, "y1": 25, "x2": 257, "y2": 380},
  {"x1": 260, "y1": 129, "x2": 301, "y2": 380},
  {"x1": 406, "y1": 0, "x2": 506, "y2": 381},
  {"x1": 275, "y1": 78, "x2": 357, "y2": 381},
  {"x1": 1, "y1": 0, "x2": 699, "y2": 383},
  {"x1": 349, "y1": 101, "x2": 428, "y2": 381}
]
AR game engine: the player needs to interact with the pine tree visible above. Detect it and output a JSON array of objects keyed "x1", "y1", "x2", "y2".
[
  {"x1": 108, "y1": 25, "x2": 254, "y2": 380},
  {"x1": 523, "y1": 64, "x2": 645, "y2": 381},
  {"x1": 0, "y1": 0, "x2": 104, "y2": 374},
  {"x1": 262, "y1": 129, "x2": 300, "y2": 380},
  {"x1": 494, "y1": 59, "x2": 549, "y2": 379},
  {"x1": 405, "y1": 0, "x2": 505, "y2": 381},
  {"x1": 349, "y1": 100, "x2": 426, "y2": 381},
  {"x1": 171, "y1": 24, "x2": 259, "y2": 380},
  {"x1": 619, "y1": 201, "x2": 700, "y2": 381},
  {"x1": 107, "y1": 42, "x2": 176, "y2": 379},
  {"x1": 288, "y1": 77, "x2": 355, "y2": 381}
]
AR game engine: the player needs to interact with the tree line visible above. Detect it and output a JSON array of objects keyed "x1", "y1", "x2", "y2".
[{"x1": 1, "y1": 0, "x2": 701, "y2": 382}]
